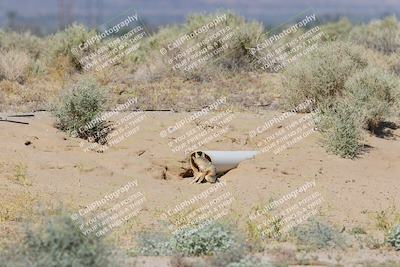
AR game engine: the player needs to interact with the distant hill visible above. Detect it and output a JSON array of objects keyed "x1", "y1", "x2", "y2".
[{"x1": 0, "y1": 0, "x2": 399, "y2": 34}]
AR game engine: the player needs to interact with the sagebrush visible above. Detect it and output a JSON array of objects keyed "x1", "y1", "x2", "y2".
[
  {"x1": 52, "y1": 78, "x2": 111, "y2": 144},
  {"x1": 343, "y1": 67, "x2": 400, "y2": 132},
  {"x1": 388, "y1": 224, "x2": 400, "y2": 250},
  {"x1": 318, "y1": 101, "x2": 363, "y2": 159},
  {"x1": 135, "y1": 223, "x2": 241, "y2": 256},
  {"x1": 350, "y1": 16, "x2": 400, "y2": 55},
  {"x1": 0, "y1": 214, "x2": 114, "y2": 267},
  {"x1": 282, "y1": 41, "x2": 368, "y2": 110}
]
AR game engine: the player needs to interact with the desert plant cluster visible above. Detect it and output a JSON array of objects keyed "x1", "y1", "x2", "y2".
[
  {"x1": 1, "y1": 13, "x2": 399, "y2": 157},
  {"x1": 0, "y1": 213, "x2": 115, "y2": 267},
  {"x1": 283, "y1": 17, "x2": 400, "y2": 158},
  {"x1": 1, "y1": 11, "x2": 400, "y2": 267}
]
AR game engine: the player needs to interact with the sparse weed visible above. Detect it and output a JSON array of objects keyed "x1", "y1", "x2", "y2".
[
  {"x1": 291, "y1": 219, "x2": 346, "y2": 250},
  {"x1": 0, "y1": 192, "x2": 36, "y2": 222},
  {"x1": 13, "y1": 162, "x2": 31, "y2": 186},
  {"x1": 364, "y1": 234, "x2": 384, "y2": 250},
  {"x1": 245, "y1": 221, "x2": 264, "y2": 251},
  {"x1": 134, "y1": 231, "x2": 172, "y2": 256},
  {"x1": 350, "y1": 226, "x2": 367, "y2": 235},
  {"x1": 375, "y1": 210, "x2": 394, "y2": 232},
  {"x1": 0, "y1": 50, "x2": 32, "y2": 83}
]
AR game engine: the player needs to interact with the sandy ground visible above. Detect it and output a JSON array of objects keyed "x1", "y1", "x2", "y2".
[{"x1": 1, "y1": 111, "x2": 400, "y2": 265}]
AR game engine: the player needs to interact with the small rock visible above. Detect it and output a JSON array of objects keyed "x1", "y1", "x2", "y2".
[{"x1": 24, "y1": 141, "x2": 32, "y2": 146}]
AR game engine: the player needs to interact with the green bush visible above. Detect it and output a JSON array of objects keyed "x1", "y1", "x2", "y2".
[
  {"x1": 388, "y1": 224, "x2": 400, "y2": 250},
  {"x1": 145, "y1": 12, "x2": 263, "y2": 74},
  {"x1": 318, "y1": 101, "x2": 363, "y2": 159},
  {"x1": 349, "y1": 16, "x2": 400, "y2": 55},
  {"x1": 0, "y1": 31, "x2": 44, "y2": 59},
  {"x1": 282, "y1": 41, "x2": 368, "y2": 109},
  {"x1": 134, "y1": 232, "x2": 172, "y2": 256},
  {"x1": 135, "y1": 223, "x2": 241, "y2": 257},
  {"x1": 181, "y1": 12, "x2": 264, "y2": 71},
  {"x1": 0, "y1": 215, "x2": 113, "y2": 267},
  {"x1": 170, "y1": 223, "x2": 239, "y2": 256},
  {"x1": 52, "y1": 78, "x2": 111, "y2": 144},
  {"x1": 343, "y1": 67, "x2": 400, "y2": 131},
  {"x1": 291, "y1": 219, "x2": 346, "y2": 250},
  {"x1": 47, "y1": 24, "x2": 96, "y2": 70},
  {"x1": 320, "y1": 17, "x2": 353, "y2": 42}
]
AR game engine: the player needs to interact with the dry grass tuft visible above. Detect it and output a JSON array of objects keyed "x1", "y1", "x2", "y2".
[{"x1": 0, "y1": 50, "x2": 32, "y2": 83}]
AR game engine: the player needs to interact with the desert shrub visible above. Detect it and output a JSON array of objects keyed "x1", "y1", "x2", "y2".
[
  {"x1": 170, "y1": 223, "x2": 240, "y2": 256},
  {"x1": 52, "y1": 78, "x2": 111, "y2": 143},
  {"x1": 210, "y1": 244, "x2": 247, "y2": 267},
  {"x1": 191, "y1": 12, "x2": 263, "y2": 71},
  {"x1": 0, "y1": 214, "x2": 113, "y2": 267},
  {"x1": 392, "y1": 62, "x2": 400, "y2": 76},
  {"x1": 47, "y1": 24, "x2": 96, "y2": 71},
  {"x1": 349, "y1": 16, "x2": 400, "y2": 55},
  {"x1": 282, "y1": 41, "x2": 368, "y2": 109},
  {"x1": 0, "y1": 50, "x2": 32, "y2": 83},
  {"x1": 144, "y1": 12, "x2": 263, "y2": 75},
  {"x1": 343, "y1": 67, "x2": 400, "y2": 131},
  {"x1": 196, "y1": 12, "x2": 263, "y2": 71},
  {"x1": 318, "y1": 101, "x2": 363, "y2": 158},
  {"x1": 135, "y1": 223, "x2": 241, "y2": 257},
  {"x1": 134, "y1": 232, "x2": 172, "y2": 256},
  {"x1": 0, "y1": 31, "x2": 44, "y2": 58},
  {"x1": 291, "y1": 219, "x2": 346, "y2": 250},
  {"x1": 387, "y1": 224, "x2": 400, "y2": 250},
  {"x1": 320, "y1": 17, "x2": 353, "y2": 42},
  {"x1": 388, "y1": 54, "x2": 400, "y2": 77}
]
